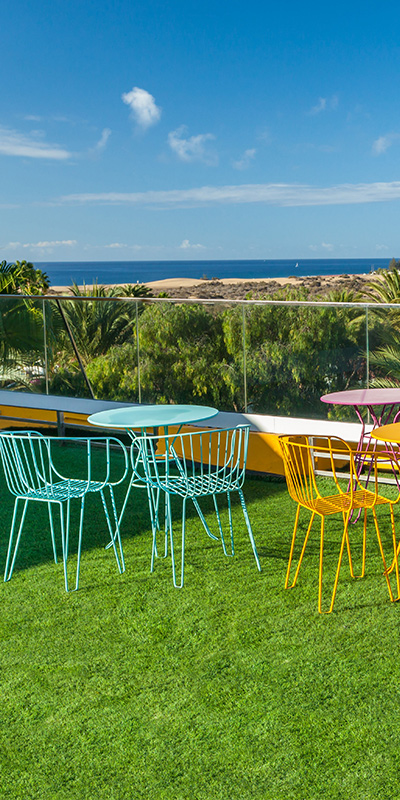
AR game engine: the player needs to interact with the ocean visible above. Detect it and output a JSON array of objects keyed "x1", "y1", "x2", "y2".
[{"x1": 35, "y1": 258, "x2": 393, "y2": 287}]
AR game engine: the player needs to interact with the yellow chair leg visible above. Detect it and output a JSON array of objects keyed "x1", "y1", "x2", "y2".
[
  {"x1": 347, "y1": 507, "x2": 367, "y2": 579},
  {"x1": 318, "y1": 513, "x2": 350, "y2": 614},
  {"x1": 389, "y1": 504, "x2": 400, "y2": 601},
  {"x1": 285, "y1": 505, "x2": 300, "y2": 589},
  {"x1": 318, "y1": 516, "x2": 325, "y2": 612},
  {"x1": 372, "y1": 508, "x2": 394, "y2": 602},
  {"x1": 287, "y1": 510, "x2": 316, "y2": 590},
  {"x1": 387, "y1": 515, "x2": 400, "y2": 581}
]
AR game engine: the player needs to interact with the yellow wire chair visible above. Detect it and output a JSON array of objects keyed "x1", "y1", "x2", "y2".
[{"x1": 278, "y1": 434, "x2": 400, "y2": 613}]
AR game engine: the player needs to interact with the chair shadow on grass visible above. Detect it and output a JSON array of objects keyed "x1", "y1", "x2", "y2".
[{"x1": 0, "y1": 470, "x2": 291, "y2": 586}]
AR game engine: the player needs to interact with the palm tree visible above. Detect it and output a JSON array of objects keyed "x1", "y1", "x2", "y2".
[
  {"x1": 54, "y1": 281, "x2": 147, "y2": 366},
  {"x1": 0, "y1": 260, "x2": 50, "y2": 294},
  {"x1": 0, "y1": 265, "x2": 45, "y2": 388},
  {"x1": 363, "y1": 260, "x2": 400, "y2": 387},
  {"x1": 366, "y1": 259, "x2": 400, "y2": 304}
]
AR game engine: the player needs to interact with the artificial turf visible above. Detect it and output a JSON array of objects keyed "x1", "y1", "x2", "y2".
[{"x1": 0, "y1": 444, "x2": 399, "y2": 799}]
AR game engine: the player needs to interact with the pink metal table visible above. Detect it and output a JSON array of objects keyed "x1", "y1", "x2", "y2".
[{"x1": 321, "y1": 388, "x2": 400, "y2": 486}]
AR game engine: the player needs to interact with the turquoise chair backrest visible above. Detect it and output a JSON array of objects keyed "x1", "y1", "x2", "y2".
[
  {"x1": 0, "y1": 432, "x2": 53, "y2": 497},
  {"x1": 131, "y1": 425, "x2": 251, "y2": 492}
]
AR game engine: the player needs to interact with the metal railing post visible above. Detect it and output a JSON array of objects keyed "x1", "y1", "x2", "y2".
[
  {"x1": 366, "y1": 305, "x2": 370, "y2": 424},
  {"x1": 366, "y1": 305, "x2": 370, "y2": 389},
  {"x1": 242, "y1": 304, "x2": 248, "y2": 413},
  {"x1": 136, "y1": 301, "x2": 142, "y2": 404},
  {"x1": 42, "y1": 298, "x2": 49, "y2": 394}
]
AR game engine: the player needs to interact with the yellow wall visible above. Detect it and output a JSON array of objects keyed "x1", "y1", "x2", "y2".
[{"x1": 0, "y1": 404, "x2": 391, "y2": 477}]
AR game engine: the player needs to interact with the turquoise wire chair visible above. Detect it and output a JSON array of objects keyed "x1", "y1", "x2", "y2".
[
  {"x1": 131, "y1": 424, "x2": 261, "y2": 587},
  {"x1": 0, "y1": 432, "x2": 129, "y2": 591}
]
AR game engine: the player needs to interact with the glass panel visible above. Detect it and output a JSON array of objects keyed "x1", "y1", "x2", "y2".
[
  {"x1": 0, "y1": 295, "x2": 45, "y2": 391},
  {"x1": 241, "y1": 302, "x2": 368, "y2": 421},
  {"x1": 45, "y1": 296, "x2": 140, "y2": 400},
  {"x1": 134, "y1": 299, "x2": 240, "y2": 409},
  {"x1": 1, "y1": 292, "x2": 388, "y2": 426}
]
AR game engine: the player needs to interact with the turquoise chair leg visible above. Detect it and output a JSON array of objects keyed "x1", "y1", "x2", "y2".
[
  {"x1": 226, "y1": 492, "x2": 235, "y2": 556},
  {"x1": 167, "y1": 495, "x2": 186, "y2": 589},
  {"x1": 163, "y1": 491, "x2": 169, "y2": 557},
  {"x1": 192, "y1": 497, "x2": 219, "y2": 541},
  {"x1": 107, "y1": 485, "x2": 125, "y2": 572},
  {"x1": 99, "y1": 487, "x2": 124, "y2": 575},
  {"x1": 238, "y1": 489, "x2": 261, "y2": 571},
  {"x1": 152, "y1": 486, "x2": 169, "y2": 560},
  {"x1": 65, "y1": 498, "x2": 71, "y2": 563},
  {"x1": 59, "y1": 502, "x2": 69, "y2": 593},
  {"x1": 150, "y1": 487, "x2": 160, "y2": 573},
  {"x1": 218, "y1": 492, "x2": 235, "y2": 557},
  {"x1": 105, "y1": 476, "x2": 134, "y2": 550},
  {"x1": 47, "y1": 503, "x2": 58, "y2": 564},
  {"x1": 75, "y1": 495, "x2": 86, "y2": 591},
  {"x1": 4, "y1": 498, "x2": 28, "y2": 582},
  {"x1": 212, "y1": 493, "x2": 234, "y2": 557}
]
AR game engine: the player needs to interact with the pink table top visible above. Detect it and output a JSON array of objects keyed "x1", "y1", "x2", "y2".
[{"x1": 321, "y1": 388, "x2": 400, "y2": 406}]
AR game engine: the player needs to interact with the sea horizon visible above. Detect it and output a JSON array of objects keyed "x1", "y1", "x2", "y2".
[{"x1": 35, "y1": 257, "x2": 394, "y2": 287}]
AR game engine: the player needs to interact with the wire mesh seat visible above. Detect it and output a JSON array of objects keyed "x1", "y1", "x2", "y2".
[
  {"x1": 0, "y1": 432, "x2": 129, "y2": 591},
  {"x1": 131, "y1": 425, "x2": 261, "y2": 587},
  {"x1": 279, "y1": 434, "x2": 400, "y2": 613}
]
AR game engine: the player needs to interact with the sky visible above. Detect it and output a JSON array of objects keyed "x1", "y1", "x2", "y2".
[{"x1": 1, "y1": 0, "x2": 400, "y2": 263}]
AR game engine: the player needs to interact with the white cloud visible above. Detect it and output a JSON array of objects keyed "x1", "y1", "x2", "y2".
[
  {"x1": 104, "y1": 242, "x2": 127, "y2": 249},
  {"x1": 90, "y1": 128, "x2": 111, "y2": 155},
  {"x1": 309, "y1": 242, "x2": 334, "y2": 252},
  {"x1": 93, "y1": 128, "x2": 111, "y2": 153},
  {"x1": 0, "y1": 126, "x2": 71, "y2": 159},
  {"x1": 61, "y1": 180, "x2": 400, "y2": 209},
  {"x1": 168, "y1": 126, "x2": 217, "y2": 164},
  {"x1": 179, "y1": 239, "x2": 205, "y2": 249},
  {"x1": 309, "y1": 97, "x2": 327, "y2": 115},
  {"x1": 308, "y1": 95, "x2": 338, "y2": 116},
  {"x1": 376, "y1": 244, "x2": 389, "y2": 251},
  {"x1": 122, "y1": 87, "x2": 161, "y2": 129},
  {"x1": 5, "y1": 240, "x2": 77, "y2": 249},
  {"x1": 232, "y1": 148, "x2": 256, "y2": 170},
  {"x1": 372, "y1": 134, "x2": 400, "y2": 154}
]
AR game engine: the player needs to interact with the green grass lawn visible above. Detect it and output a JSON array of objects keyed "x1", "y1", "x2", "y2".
[{"x1": 0, "y1": 445, "x2": 400, "y2": 799}]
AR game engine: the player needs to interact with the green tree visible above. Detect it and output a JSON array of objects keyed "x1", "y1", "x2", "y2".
[
  {"x1": 0, "y1": 260, "x2": 50, "y2": 294},
  {"x1": 86, "y1": 343, "x2": 138, "y2": 401},
  {"x1": 135, "y1": 302, "x2": 232, "y2": 406},
  {"x1": 363, "y1": 260, "x2": 400, "y2": 388},
  {"x1": 47, "y1": 283, "x2": 152, "y2": 397},
  {"x1": 52, "y1": 282, "x2": 138, "y2": 368},
  {"x1": 223, "y1": 289, "x2": 364, "y2": 416}
]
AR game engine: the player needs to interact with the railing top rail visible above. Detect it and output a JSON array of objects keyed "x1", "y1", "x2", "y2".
[{"x1": 2, "y1": 293, "x2": 400, "y2": 310}]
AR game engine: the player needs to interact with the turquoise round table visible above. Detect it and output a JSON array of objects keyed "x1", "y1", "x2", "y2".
[
  {"x1": 88, "y1": 404, "x2": 219, "y2": 545},
  {"x1": 88, "y1": 404, "x2": 219, "y2": 432}
]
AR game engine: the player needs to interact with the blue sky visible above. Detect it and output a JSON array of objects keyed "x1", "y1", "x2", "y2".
[{"x1": 1, "y1": 0, "x2": 400, "y2": 263}]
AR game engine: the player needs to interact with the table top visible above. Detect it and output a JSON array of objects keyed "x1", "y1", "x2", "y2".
[
  {"x1": 370, "y1": 422, "x2": 400, "y2": 443},
  {"x1": 88, "y1": 404, "x2": 219, "y2": 430},
  {"x1": 321, "y1": 388, "x2": 400, "y2": 406}
]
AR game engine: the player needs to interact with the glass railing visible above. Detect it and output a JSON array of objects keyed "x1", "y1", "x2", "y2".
[{"x1": 0, "y1": 292, "x2": 397, "y2": 423}]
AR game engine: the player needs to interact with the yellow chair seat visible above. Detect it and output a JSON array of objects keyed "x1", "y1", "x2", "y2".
[{"x1": 311, "y1": 489, "x2": 390, "y2": 516}]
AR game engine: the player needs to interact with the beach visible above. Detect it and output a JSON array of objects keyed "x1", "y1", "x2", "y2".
[{"x1": 47, "y1": 271, "x2": 374, "y2": 299}]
